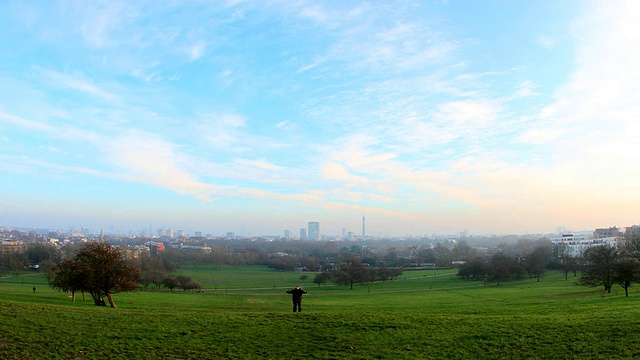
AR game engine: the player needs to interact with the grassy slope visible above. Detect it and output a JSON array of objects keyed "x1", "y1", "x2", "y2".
[{"x1": 1, "y1": 267, "x2": 639, "y2": 359}]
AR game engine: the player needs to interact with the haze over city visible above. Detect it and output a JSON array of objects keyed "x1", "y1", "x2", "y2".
[{"x1": 1, "y1": 1, "x2": 639, "y2": 237}]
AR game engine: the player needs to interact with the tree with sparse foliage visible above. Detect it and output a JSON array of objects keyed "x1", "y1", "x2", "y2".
[
  {"x1": 332, "y1": 257, "x2": 371, "y2": 289},
  {"x1": 458, "y1": 257, "x2": 488, "y2": 280},
  {"x1": 579, "y1": 244, "x2": 618, "y2": 294},
  {"x1": 162, "y1": 276, "x2": 179, "y2": 292},
  {"x1": 313, "y1": 272, "x2": 332, "y2": 287},
  {"x1": 523, "y1": 247, "x2": 547, "y2": 282}
]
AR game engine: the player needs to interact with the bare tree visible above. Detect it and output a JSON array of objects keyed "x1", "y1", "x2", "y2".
[
  {"x1": 579, "y1": 244, "x2": 618, "y2": 294},
  {"x1": 332, "y1": 256, "x2": 371, "y2": 289}
]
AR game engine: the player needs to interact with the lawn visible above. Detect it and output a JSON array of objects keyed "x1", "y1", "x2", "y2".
[{"x1": 1, "y1": 267, "x2": 639, "y2": 359}]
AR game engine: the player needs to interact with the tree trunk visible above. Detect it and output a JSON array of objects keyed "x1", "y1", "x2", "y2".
[
  {"x1": 106, "y1": 292, "x2": 117, "y2": 308},
  {"x1": 71, "y1": 290, "x2": 76, "y2": 302}
]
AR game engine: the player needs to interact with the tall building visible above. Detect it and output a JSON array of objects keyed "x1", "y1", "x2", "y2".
[
  {"x1": 362, "y1": 216, "x2": 366, "y2": 239},
  {"x1": 300, "y1": 228, "x2": 307, "y2": 240},
  {"x1": 308, "y1": 222, "x2": 320, "y2": 241},
  {"x1": 177, "y1": 229, "x2": 186, "y2": 238},
  {"x1": 284, "y1": 229, "x2": 291, "y2": 239}
]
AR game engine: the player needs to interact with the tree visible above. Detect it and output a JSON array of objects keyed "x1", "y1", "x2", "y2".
[
  {"x1": 313, "y1": 272, "x2": 332, "y2": 287},
  {"x1": 65, "y1": 242, "x2": 141, "y2": 308},
  {"x1": 613, "y1": 257, "x2": 640, "y2": 297},
  {"x1": 4, "y1": 251, "x2": 28, "y2": 276},
  {"x1": 51, "y1": 258, "x2": 90, "y2": 302},
  {"x1": 39, "y1": 259, "x2": 58, "y2": 285},
  {"x1": 559, "y1": 254, "x2": 579, "y2": 280},
  {"x1": 579, "y1": 244, "x2": 618, "y2": 294},
  {"x1": 25, "y1": 242, "x2": 61, "y2": 265},
  {"x1": 488, "y1": 253, "x2": 521, "y2": 285},
  {"x1": 299, "y1": 274, "x2": 309, "y2": 283},
  {"x1": 458, "y1": 257, "x2": 487, "y2": 280},
  {"x1": 523, "y1": 247, "x2": 547, "y2": 282},
  {"x1": 162, "y1": 276, "x2": 179, "y2": 292},
  {"x1": 332, "y1": 257, "x2": 371, "y2": 289}
]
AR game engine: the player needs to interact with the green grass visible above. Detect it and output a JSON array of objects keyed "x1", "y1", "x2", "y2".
[{"x1": 1, "y1": 268, "x2": 640, "y2": 359}]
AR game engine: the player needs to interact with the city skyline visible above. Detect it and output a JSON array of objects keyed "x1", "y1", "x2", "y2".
[{"x1": 1, "y1": 1, "x2": 639, "y2": 237}]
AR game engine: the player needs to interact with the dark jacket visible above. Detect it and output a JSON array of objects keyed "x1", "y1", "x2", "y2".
[{"x1": 286, "y1": 287, "x2": 307, "y2": 302}]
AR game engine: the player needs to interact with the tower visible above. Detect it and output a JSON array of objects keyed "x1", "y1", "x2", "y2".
[
  {"x1": 362, "y1": 216, "x2": 366, "y2": 239},
  {"x1": 308, "y1": 222, "x2": 320, "y2": 241}
]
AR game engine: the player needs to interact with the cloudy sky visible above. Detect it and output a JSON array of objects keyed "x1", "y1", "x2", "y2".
[{"x1": 1, "y1": 1, "x2": 639, "y2": 237}]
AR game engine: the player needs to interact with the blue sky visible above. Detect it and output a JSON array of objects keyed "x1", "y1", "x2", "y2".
[{"x1": 1, "y1": 1, "x2": 639, "y2": 237}]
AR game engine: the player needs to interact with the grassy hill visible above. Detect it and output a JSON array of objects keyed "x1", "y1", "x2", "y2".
[{"x1": 1, "y1": 266, "x2": 639, "y2": 359}]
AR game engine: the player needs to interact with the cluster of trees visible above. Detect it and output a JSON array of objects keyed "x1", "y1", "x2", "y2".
[
  {"x1": 578, "y1": 235, "x2": 640, "y2": 297},
  {"x1": 312, "y1": 257, "x2": 403, "y2": 289},
  {"x1": 457, "y1": 246, "x2": 550, "y2": 284},
  {"x1": 45, "y1": 242, "x2": 201, "y2": 308},
  {"x1": 456, "y1": 234, "x2": 640, "y2": 297},
  {"x1": 0, "y1": 242, "x2": 61, "y2": 276}
]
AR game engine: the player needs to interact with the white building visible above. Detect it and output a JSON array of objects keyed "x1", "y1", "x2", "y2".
[{"x1": 552, "y1": 234, "x2": 619, "y2": 258}]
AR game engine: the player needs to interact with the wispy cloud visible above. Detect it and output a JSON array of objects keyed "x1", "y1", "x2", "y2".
[{"x1": 35, "y1": 67, "x2": 119, "y2": 102}]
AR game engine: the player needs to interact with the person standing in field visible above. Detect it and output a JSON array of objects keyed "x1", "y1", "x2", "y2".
[{"x1": 286, "y1": 285, "x2": 307, "y2": 312}]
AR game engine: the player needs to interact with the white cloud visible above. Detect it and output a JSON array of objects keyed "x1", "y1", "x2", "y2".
[
  {"x1": 36, "y1": 67, "x2": 119, "y2": 102},
  {"x1": 188, "y1": 41, "x2": 207, "y2": 61},
  {"x1": 106, "y1": 130, "x2": 222, "y2": 201}
]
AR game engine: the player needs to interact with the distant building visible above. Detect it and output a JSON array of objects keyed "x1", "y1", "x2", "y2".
[
  {"x1": 300, "y1": 228, "x2": 307, "y2": 240},
  {"x1": 194, "y1": 231, "x2": 202, "y2": 237},
  {"x1": 226, "y1": 232, "x2": 235, "y2": 239},
  {"x1": 626, "y1": 225, "x2": 640, "y2": 236},
  {"x1": 149, "y1": 242, "x2": 165, "y2": 256},
  {"x1": 308, "y1": 222, "x2": 320, "y2": 241},
  {"x1": 177, "y1": 229, "x2": 186, "y2": 238},
  {"x1": 594, "y1": 227, "x2": 622, "y2": 239},
  {"x1": 552, "y1": 234, "x2": 618, "y2": 258},
  {"x1": 284, "y1": 229, "x2": 291, "y2": 239}
]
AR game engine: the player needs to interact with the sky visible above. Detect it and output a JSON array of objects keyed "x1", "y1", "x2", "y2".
[{"x1": 1, "y1": 1, "x2": 639, "y2": 237}]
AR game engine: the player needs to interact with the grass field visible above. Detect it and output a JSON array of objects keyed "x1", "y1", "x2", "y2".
[{"x1": 1, "y1": 266, "x2": 639, "y2": 359}]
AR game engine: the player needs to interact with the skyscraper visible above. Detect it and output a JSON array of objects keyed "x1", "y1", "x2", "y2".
[
  {"x1": 300, "y1": 228, "x2": 307, "y2": 240},
  {"x1": 308, "y1": 221, "x2": 320, "y2": 241}
]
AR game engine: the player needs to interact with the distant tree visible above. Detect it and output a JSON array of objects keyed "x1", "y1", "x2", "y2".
[
  {"x1": 332, "y1": 257, "x2": 371, "y2": 289},
  {"x1": 162, "y1": 276, "x2": 179, "y2": 292},
  {"x1": 523, "y1": 247, "x2": 547, "y2": 282},
  {"x1": 5, "y1": 251, "x2": 28, "y2": 276},
  {"x1": 433, "y1": 243, "x2": 453, "y2": 267},
  {"x1": 313, "y1": 272, "x2": 332, "y2": 287},
  {"x1": 488, "y1": 253, "x2": 521, "y2": 285},
  {"x1": 559, "y1": 253, "x2": 580, "y2": 280},
  {"x1": 267, "y1": 257, "x2": 298, "y2": 271},
  {"x1": 579, "y1": 244, "x2": 618, "y2": 294},
  {"x1": 299, "y1": 274, "x2": 309, "y2": 283},
  {"x1": 39, "y1": 259, "x2": 58, "y2": 285},
  {"x1": 453, "y1": 240, "x2": 478, "y2": 261},
  {"x1": 458, "y1": 257, "x2": 487, "y2": 280},
  {"x1": 25, "y1": 242, "x2": 61, "y2": 265},
  {"x1": 619, "y1": 233, "x2": 640, "y2": 261}
]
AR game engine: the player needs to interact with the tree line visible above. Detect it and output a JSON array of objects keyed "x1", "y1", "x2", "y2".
[{"x1": 456, "y1": 234, "x2": 640, "y2": 297}]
